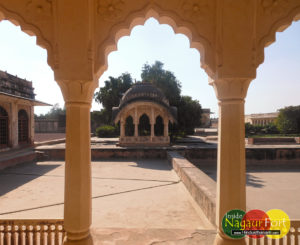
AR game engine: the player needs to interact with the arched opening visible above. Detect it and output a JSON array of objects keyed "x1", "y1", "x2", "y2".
[
  {"x1": 18, "y1": 109, "x2": 28, "y2": 144},
  {"x1": 125, "y1": 115, "x2": 134, "y2": 136},
  {"x1": 154, "y1": 115, "x2": 164, "y2": 136},
  {"x1": 138, "y1": 114, "x2": 150, "y2": 136},
  {"x1": 0, "y1": 106, "x2": 8, "y2": 148},
  {"x1": 245, "y1": 19, "x2": 300, "y2": 221}
]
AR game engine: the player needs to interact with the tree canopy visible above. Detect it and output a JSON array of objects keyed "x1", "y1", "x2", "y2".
[
  {"x1": 94, "y1": 61, "x2": 202, "y2": 135},
  {"x1": 36, "y1": 103, "x2": 65, "y2": 119},
  {"x1": 94, "y1": 73, "x2": 133, "y2": 114},
  {"x1": 141, "y1": 61, "x2": 181, "y2": 106},
  {"x1": 276, "y1": 105, "x2": 300, "y2": 134}
]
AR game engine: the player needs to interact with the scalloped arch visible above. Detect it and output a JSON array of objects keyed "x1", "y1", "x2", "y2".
[
  {"x1": 257, "y1": 6, "x2": 300, "y2": 68},
  {"x1": 95, "y1": 4, "x2": 215, "y2": 80},
  {"x1": 0, "y1": 4, "x2": 54, "y2": 70}
]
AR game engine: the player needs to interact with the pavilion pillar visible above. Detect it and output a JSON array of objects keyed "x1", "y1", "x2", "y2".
[
  {"x1": 163, "y1": 118, "x2": 168, "y2": 137},
  {"x1": 134, "y1": 123, "x2": 138, "y2": 137},
  {"x1": 29, "y1": 105, "x2": 35, "y2": 145},
  {"x1": 57, "y1": 79, "x2": 97, "y2": 245},
  {"x1": 151, "y1": 108, "x2": 155, "y2": 140},
  {"x1": 134, "y1": 108, "x2": 138, "y2": 137},
  {"x1": 151, "y1": 123, "x2": 155, "y2": 138},
  {"x1": 120, "y1": 119, "x2": 125, "y2": 137},
  {"x1": 211, "y1": 78, "x2": 251, "y2": 245},
  {"x1": 10, "y1": 101, "x2": 18, "y2": 148}
]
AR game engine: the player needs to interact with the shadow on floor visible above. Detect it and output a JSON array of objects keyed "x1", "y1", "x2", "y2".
[
  {"x1": 196, "y1": 164, "x2": 300, "y2": 188},
  {"x1": 0, "y1": 161, "x2": 62, "y2": 196},
  {"x1": 92, "y1": 159, "x2": 172, "y2": 171}
]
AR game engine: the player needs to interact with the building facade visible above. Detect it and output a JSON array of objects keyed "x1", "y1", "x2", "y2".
[
  {"x1": 0, "y1": 70, "x2": 49, "y2": 150},
  {"x1": 245, "y1": 112, "x2": 279, "y2": 126}
]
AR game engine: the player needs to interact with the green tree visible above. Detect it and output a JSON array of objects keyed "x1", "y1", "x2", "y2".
[
  {"x1": 94, "y1": 73, "x2": 133, "y2": 123},
  {"x1": 276, "y1": 106, "x2": 300, "y2": 134},
  {"x1": 177, "y1": 96, "x2": 202, "y2": 135},
  {"x1": 94, "y1": 61, "x2": 203, "y2": 135},
  {"x1": 141, "y1": 61, "x2": 181, "y2": 106},
  {"x1": 38, "y1": 103, "x2": 65, "y2": 119}
]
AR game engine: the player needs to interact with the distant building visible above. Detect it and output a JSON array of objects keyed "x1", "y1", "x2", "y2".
[
  {"x1": 245, "y1": 112, "x2": 279, "y2": 126},
  {"x1": 112, "y1": 82, "x2": 177, "y2": 146},
  {"x1": 0, "y1": 70, "x2": 50, "y2": 150}
]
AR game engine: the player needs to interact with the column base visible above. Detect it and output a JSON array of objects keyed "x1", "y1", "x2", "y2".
[
  {"x1": 213, "y1": 232, "x2": 246, "y2": 245},
  {"x1": 63, "y1": 234, "x2": 93, "y2": 245}
]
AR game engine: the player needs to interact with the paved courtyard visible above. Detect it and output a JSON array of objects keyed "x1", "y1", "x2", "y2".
[
  {"x1": 0, "y1": 159, "x2": 212, "y2": 230},
  {"x1": 199, "y1": 165, "x2": 300, "y2": 219}
]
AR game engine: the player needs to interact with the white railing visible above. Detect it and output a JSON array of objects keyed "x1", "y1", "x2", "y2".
[
  {"x1": 0, "y1": 219, "x2": 65, "y2": 245},
  {"x1": 246, "y1": 221, "x2": 300, "y2": 245}
]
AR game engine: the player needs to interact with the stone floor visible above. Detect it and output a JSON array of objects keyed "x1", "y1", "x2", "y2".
[
  {"x1": 0, "y1": 159, "x2": 215, "y2": 244},
  {"x1": 198, "y1": 165, "x2": 300, "y2": 220}
]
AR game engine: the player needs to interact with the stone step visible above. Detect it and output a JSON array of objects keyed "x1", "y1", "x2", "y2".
[{"x1": 0, "y1": 149, "x2": 41, "y2": 170}]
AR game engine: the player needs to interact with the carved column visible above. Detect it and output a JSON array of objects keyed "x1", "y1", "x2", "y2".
[
  {"x1": 120, "y1": 118, "x2": 125, "y2": 137},
  {"x1": 134, "y1": 123, "x2": 138, "y2": 137},
  {"x1": 151, "y1": 108, "x2": 155, "y2": 141},
  {"x1": 10, "y1": 101, "x2": 18, "y2": 148},
  {"x1": 134, "y1": 108, "x2": 138, "y2": 137},
  {"x1": 211, "y1": 78, "x2": 251, "y2": 245},
  {"x1": 164, "y1": 118, "x2": 168, "y2": 137},
  {"x1": 29, "y1": 105, "x2": 35, "y2": 145},
  {"x1": 57, "y1": 79, "x2": 97, "y2": 245}
]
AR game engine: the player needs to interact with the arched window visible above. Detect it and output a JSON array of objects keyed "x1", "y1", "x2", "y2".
[
  {"x1": 0, "y1": 106, "x2": 9, "y2": 148},
  {"x1": 138, "y1": 114, "x2": 150, "y2": 136},
  {"x1": 154, "y1": 115, "x2": 164, "y2": 136},
  {"x1": 18, "y1": 109, "x2": 29, "y2": 144},
  {"x1": 125, "y1": 116, "x2": 134, "y2": 136}
]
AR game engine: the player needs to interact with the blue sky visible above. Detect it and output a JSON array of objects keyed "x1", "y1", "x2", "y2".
[{"x1": 0, "y1": 18, "x2": 299, "y2": 116}]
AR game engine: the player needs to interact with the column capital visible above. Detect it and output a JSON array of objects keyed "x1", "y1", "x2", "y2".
[
  {"x1": 209, "y1": 78, "x2": 251, "y2": 102},
  {"x1": 56, "y1": 79, "x2": 98, "y2": 105}
]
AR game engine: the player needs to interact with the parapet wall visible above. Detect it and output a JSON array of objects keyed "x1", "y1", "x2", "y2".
[{"x1": 167, "y1": 151, "x2": 216, "y2": 226}]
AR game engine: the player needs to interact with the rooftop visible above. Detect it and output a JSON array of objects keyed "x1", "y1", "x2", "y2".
[{"x1": 0, "y1": 70, "x2": 35, "y2": 100}]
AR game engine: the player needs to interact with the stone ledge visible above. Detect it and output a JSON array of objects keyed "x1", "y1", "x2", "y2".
[
  {"x1": 248, "y1": 137, "x2": 299, "y2": 145},
  {"x1": 0, "y1": 150, "x2": 38, "y2": 170},
  {"x1": 167, "y1": 151, "x2": 216, "y2": 226}
]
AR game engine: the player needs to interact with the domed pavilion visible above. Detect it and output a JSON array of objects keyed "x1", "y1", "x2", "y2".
[{"x1": 112, "y1": 82, "x2": 177, "y2": 146}]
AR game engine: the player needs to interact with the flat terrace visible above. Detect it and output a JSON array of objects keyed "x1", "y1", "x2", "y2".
[{"x1": 0, "y1": 159, "x2": 215, "y2": 244}]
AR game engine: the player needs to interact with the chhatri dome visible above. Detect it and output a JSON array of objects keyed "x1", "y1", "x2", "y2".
[{"x1": 112, "y1": 82, "x2": 177, "y2": 146}]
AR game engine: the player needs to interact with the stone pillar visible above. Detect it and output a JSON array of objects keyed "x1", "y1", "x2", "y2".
[
  {"x1": 211, "y1": 78, "x2": 251, "y2": 245},
  {"x1": 151, "y1": 108, "x2": 155, "y2": 141},
  {"x1": 151, "y1": 123, "x2": 154, "y2": 138},
  {"x1": 134, "y1": 123, "x2": 138, "y2": 137},
  {"x1": 30, "y1": 105, "x2": 35, "y2": 145},
  {"x1": 11, "y1": 101, "x2": 18, "y2": 148},
  {"x1": 120, "y1": 119, "x2": 125, "y2": 137},
  {"x1": 57, "y1": 79, "x2": 97, "y2": 245},
  {"x1": 164, "y1": 119, "x2": 168, "y2": 137},
  {"x1": 134, "y1": 108, "x2": 138, "y2": 137}
]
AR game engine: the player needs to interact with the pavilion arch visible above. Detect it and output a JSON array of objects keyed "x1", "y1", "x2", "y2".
[
  {"x1": 154, "y1": 115, "x2": 164, "y2": 136},
  {"x1": 125, "y1": 115, "x2": 134, "y2": 136},
  {"x1": 257, "y1": 6, "x2": 300, "y2": 68},
  {"x1": 0, "y1": 5, "x2": 55, "y2": 69},
  {"x1": 0, "y1": 105, "x2": 9, "y2": 148},
  {"x1": 95, "y1": 6, "x2": 215, "y2": 80},
  {"x1": 138, "y1": 113, "x2": 151, "y2": 136},
  {"x1": 18, "y1": 109, "x2": 29, "y2": 144}
]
